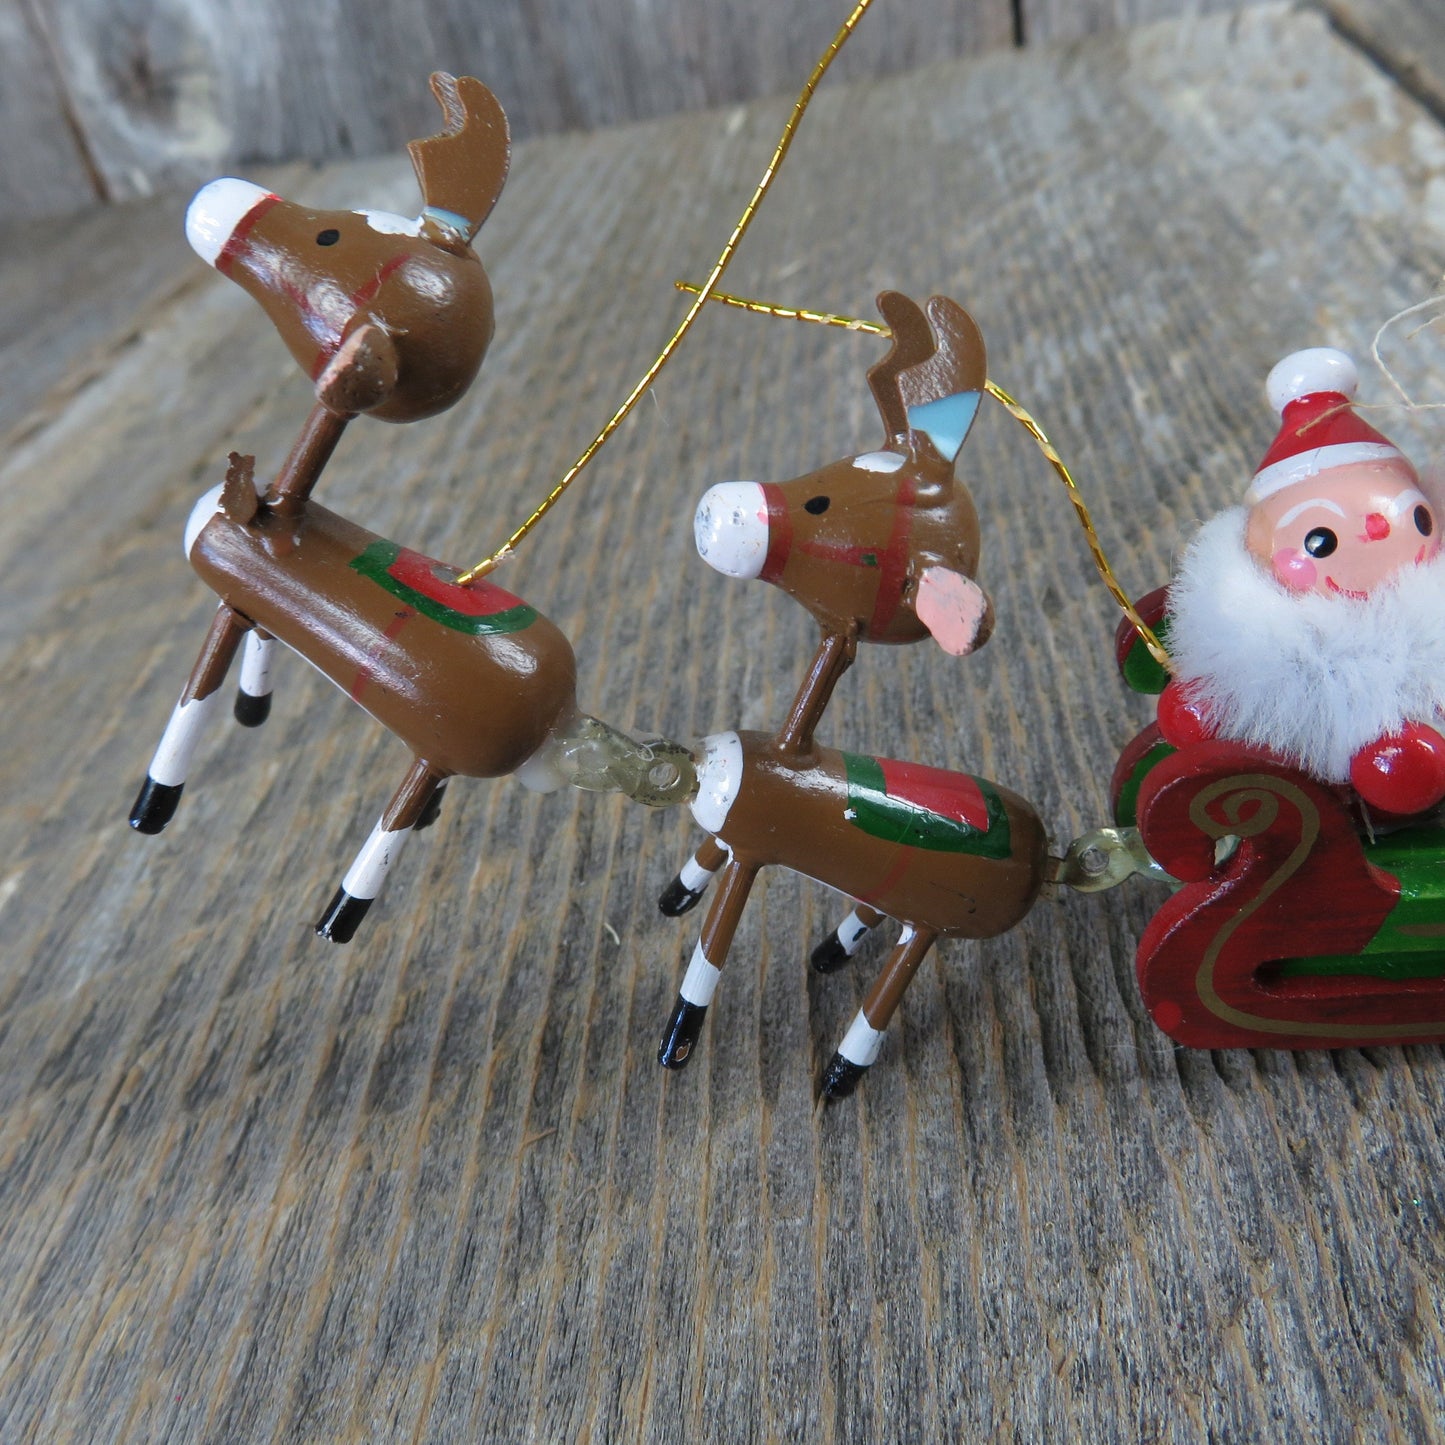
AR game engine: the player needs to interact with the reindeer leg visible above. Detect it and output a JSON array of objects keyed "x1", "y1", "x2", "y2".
[
  {"x1": 811, "y1": 902, "x2": 885, "y2": 974},
  {"x1": 658, "y1": 835, "x2": 728, "y2": 917},
  {"x1": 413, "y1": 777, "x2": 449, "y2": 832},
  {"x1": 233, "y1": 628, "x2": 276, "y2": 727},
  {"x1": 659, "y1": 858, "x2": 758, "y2": 1070},
  {"x1": 821, "y1": 925, "x2": 938, "y2": 1099},
  {"x1": 316, "y1": 757, "x2": 447, "y2": 943},
  {"x1": 130, "y1": 603, "x2": 249, "y2": 833}
]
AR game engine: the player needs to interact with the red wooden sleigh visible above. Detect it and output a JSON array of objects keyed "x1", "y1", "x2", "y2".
[{"x1": 1112, "y1": 599, "x2": 1445, "y2": 1050}]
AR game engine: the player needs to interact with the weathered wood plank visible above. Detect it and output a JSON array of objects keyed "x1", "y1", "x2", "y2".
[
  {"x1": 0, "y1": 0, "x2": 99, "y2": 218},
  {"x1": 1019, "y1": 0, "x2": 1271, "y2": 42},
  {"x1": 3, "y1": 5, "x2": 1445, "y2": 1441},
  {"x1": 33, "y1": 0, "x2": 1014, "y2": 212},
  {"x1": 1324, "y1": 0, "x2": 1445, "y2": 125},
  {"x1": 0, "y1": 164, "x2": 307, "y2": 447}
]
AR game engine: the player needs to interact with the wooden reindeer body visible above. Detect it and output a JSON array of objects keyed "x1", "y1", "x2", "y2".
[
  {"x1": 132, "y1": 73, "x2": 692, "y2": 949},
  {"x1": 661, "y1": 294, "x2": 1050, "y2": 1097},
  {"x1": 694, "y1": 731, "x2": 1047, "y2": 938},
  {"x1": 188, "y1": 475, "x2": 577, "y2": 780}
]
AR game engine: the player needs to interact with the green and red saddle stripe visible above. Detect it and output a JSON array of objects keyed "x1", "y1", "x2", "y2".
[
  {"x1": 350, "y1": 539, "x2": 537, "y2": 635},
  {"x1": 841, "y1": 752, "x2": 1012, "y2": 859}
]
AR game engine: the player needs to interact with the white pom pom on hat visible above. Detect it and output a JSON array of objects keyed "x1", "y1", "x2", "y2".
[
  {"x1": 1265, "y1": 347, "x2": 1358, "y2": 413},
  {"x1": 1247, "y1": 346, "x2": 1406, "y2": 502}
]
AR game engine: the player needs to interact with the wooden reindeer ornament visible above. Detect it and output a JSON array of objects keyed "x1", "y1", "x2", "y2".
[
  {"x1": 657, "y1": 294, "x2": 1052, "y2": 1097},
  {"x1": 661, "y1": 292, "x2": 997, "y2": 917},
  {"x1": 129, "y1": 74, "x2": 692, "y2": 944}
]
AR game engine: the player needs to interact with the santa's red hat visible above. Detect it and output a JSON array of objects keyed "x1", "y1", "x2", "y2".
[{"x1": 1246, "y1": 347, "x2": 1407, "y2": 502}]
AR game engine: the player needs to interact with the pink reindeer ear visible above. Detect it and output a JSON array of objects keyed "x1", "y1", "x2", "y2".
[{"x1": 916, "y1": 566, "x2": 993, "y2": 656}]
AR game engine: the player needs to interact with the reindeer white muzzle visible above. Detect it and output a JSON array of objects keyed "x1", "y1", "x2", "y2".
[
  {"x1": 694, "y1": 482, "x2": 769, "y2": 580},
  {"x1": 185, "y1": 179, "x2": 274, "y2": 267}
]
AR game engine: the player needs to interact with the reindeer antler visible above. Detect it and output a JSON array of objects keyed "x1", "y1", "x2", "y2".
[
  {"x1": 893, "y1": 296, "x2": 988, "y2": 465},
  {"x1": 867, "y1": 292, "x2": 937, "y2": 446},
  {"x1": 408, "y1": 73, "x2": 511, "y2": 247},
  {"x1": 897, "y1": 298, "x2": 987, "y2": 410}
]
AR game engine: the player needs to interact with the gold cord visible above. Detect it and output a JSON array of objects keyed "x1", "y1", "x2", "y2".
[
  {"x1": 456, "y1": 0, "x2": 877, "y2": 583},
  {"x1": 673, "y1": 283, "x2": 889, "y2": 334},
  {"x1": 672, "y1": 282, "x2": 1172, "y2": 670}
]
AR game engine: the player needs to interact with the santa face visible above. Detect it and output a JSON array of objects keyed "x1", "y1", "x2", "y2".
[{"x1": 1245, "y1": 458, "x2": 1440, "y2": 599}]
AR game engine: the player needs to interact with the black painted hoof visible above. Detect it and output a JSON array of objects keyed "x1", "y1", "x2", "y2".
[
  {"x1": 414, "y1": 785, "x2": 446, "y2": 832},
  {"x1": 316, "y1": 888, "x2": 372, "y2": 943},
  {"x1": 821, "y1": 1052, "x2": 869, "y2": 1099},
  {"x1": 658, "y1": 996, "x2": 707, "y2": 1069},
  {"x1": 658, "y1": 877, "x2": 705, "y2": 917},
  {"x1": 234, "y1": 689, "x2": 271, "y2": 728},
  {"x1": 129, "y1": 777, "x2": 182, "y2": 834},
  {"x1": 810, "y1": 930, "x2": 852, "y2": 974}
]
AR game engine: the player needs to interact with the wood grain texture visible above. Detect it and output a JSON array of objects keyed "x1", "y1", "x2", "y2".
[
  {"x1": 25, "y1": 0, "x2": 1014, "y2": 215},
  {"x1": 0, "y1": 0, "x2": 101, "y2": 218},
  {"x1": 1020, "y1": 0, "x2": 1245, "y2": 44},
  {"x1": 1324, "y1": 0, "x2": 1445, "y2": 126},
  {"x1": 8, "y1": 0, "x2": 1280, "y2": 222},
  {"x1": 3, "y1": 5, "x2": 1445, "y2": 1439}
]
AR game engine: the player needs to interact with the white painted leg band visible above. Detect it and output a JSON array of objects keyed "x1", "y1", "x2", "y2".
[
  {"x1": 679, "y1": 941, "x2": 722, "y2": 1007},
  {"x1": 839, "y1": 1010, "x2": 885, "y2": 1067},
  {"x1": 148, "y1": 693, "x2": 219, "y2": 786},
  {"x1": 342, "y1": 819, "x2": 408, "y2": 900},
  {"x1": 239, "y1": 633, "x2": 275, "y2": 697},
  {"x1": 679, "y1": 855, "x2": 718, "y2": 893},
  {"x1": 837, "y1": 909, "x2": 875, "y2": 955}
]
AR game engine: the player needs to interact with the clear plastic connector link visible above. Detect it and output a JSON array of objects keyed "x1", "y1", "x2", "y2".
[
  {"x1": 514, "y1": 713, "x2": 697, "y2": 808},
  {"x1": 1053, "y1": 825, "x2": 1177, "y2": 893}
]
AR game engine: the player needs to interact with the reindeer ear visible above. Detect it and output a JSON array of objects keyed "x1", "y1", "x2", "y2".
[
  {"x1": 315, "y1": 324, "x2": 400, "y2": 415},
  {"x1": 408, "y1": 74, "x2": 511, "y2": 246},
  {"x1": 915, "y1": 566, "x2": 993, "y2": 656},
  {"x1": 898, "y1": 298, "x2": 988, "y2": 464}
]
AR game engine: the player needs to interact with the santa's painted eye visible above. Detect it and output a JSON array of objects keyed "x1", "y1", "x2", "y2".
[
  {"x1": 1303, "y1": 527, "x2": 1338, "y2": 558},
  {"x1": 804, "y1": 496, "x2": 830, "y2": 515},
  {"x1": 1415, "y1": 504, "x2": 1434, "y2": 537},
  {"x1": 316, "y1": 228, "x2": 340, "y2": 246}
]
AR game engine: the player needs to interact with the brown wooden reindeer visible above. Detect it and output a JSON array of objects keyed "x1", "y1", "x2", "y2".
[
  {"x1": 130, "y1": 74, "x2": 691, "y2": 943},
  {"x1": 658, "y1": 293, "x2": 1051, "y2": 1097}
]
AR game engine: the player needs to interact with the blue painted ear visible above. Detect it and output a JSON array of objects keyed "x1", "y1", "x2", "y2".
[{"x1": 906, "y1": 390, "x2": 980, "y2": 464}]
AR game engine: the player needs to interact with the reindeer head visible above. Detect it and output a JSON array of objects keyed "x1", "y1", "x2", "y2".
[
  {"x1": 693, "y1": 293, "x2": 994, "y2": 653},
  {"x1": 184, "y1": 74, "x2": 510, "y2": 424}
]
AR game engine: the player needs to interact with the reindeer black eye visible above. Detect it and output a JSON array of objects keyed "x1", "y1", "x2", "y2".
[
  {"x1": 1304, "y1": 527, "x2": 1338, "y2": 558},
  {"x1": 316, "y1": 228, "x2": 340, "y2": 246},
  {"x1": 1415, "y1": 504, "x2": 1434, "y2": 537},
  {"x1": 804, "y1": 496, "x2": 830, "y2": 515}
]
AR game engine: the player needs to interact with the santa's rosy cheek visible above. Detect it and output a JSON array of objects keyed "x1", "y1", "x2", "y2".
[{"x1": 1272, "y1": 548, "x2": 1318, "y2": 591}]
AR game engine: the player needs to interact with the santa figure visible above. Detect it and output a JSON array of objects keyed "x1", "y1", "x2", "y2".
[{"x1": 1158, "y1": 346, "x2": 1445, "y2": 818}]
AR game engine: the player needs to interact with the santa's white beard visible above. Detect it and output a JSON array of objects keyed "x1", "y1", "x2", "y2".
[{"x1": 1167, "y1": 507, "x2": 1445, "y2": 781}]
